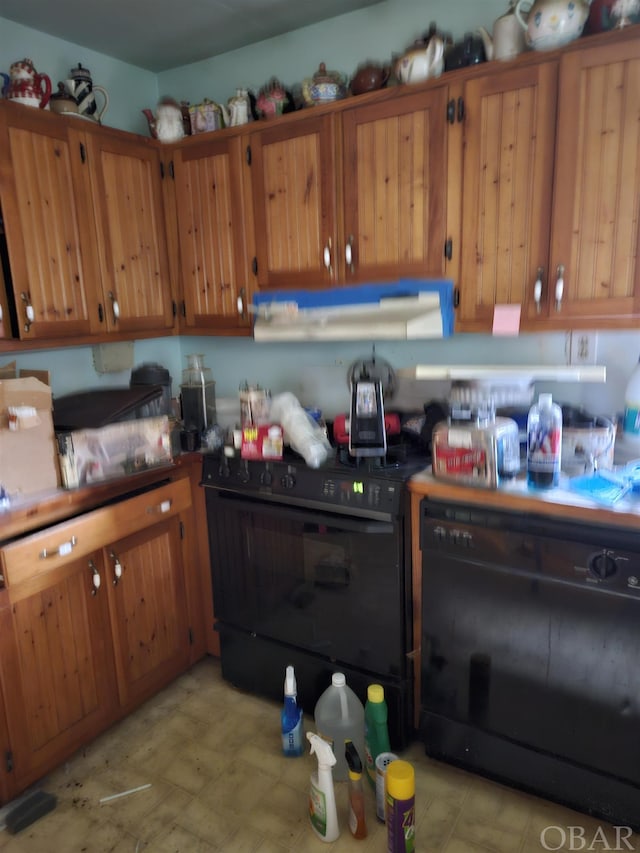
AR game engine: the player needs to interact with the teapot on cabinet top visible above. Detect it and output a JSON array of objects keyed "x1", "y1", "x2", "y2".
[
  {"x1": 6, "y1": 58, "x2": 51, "y2": 108},
  {"x1": 478, "y1": 1, "x2": 528, "y2": 61},
  {"x1": 395, "y1": 36, "x2": 445, "y2": 84},
  {"x1": 514, "y1": 0, "x2": 590, "y2": 50}
]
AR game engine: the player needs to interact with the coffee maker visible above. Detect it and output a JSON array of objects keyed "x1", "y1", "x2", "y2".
[{"x1": 348, "y1": 354, "x2": 393, "y2": 458}]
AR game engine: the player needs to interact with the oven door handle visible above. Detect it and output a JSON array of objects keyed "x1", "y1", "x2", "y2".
[{"x1": 212, "y1": 491, "x2": 395, "y2": 534}]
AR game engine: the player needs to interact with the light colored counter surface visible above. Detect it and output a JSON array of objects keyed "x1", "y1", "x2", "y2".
[{"x1": 408, "y1": 468, "x2": 640, "y2": 529}]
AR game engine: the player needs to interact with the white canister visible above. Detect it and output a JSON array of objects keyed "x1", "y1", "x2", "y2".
[{"x1": 375, "y1": 751, "x2": 398, "y2": 822}]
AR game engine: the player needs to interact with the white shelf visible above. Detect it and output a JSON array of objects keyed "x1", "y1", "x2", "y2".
[{"x1": 401, "y1": 365, "x2": 606, "y2": 383}]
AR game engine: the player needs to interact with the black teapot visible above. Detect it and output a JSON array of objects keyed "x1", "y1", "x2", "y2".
[{"x1": 444, "y1": 33, "x2": 487, "y2": 71}]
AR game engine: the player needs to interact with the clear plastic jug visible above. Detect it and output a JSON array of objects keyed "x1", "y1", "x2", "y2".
[
  {"x1": 314, "y1": 672, "x2": 365, "y2": 782},
  {"x1": 180, "y1": 353, "x2": 216, "y2": 433}
]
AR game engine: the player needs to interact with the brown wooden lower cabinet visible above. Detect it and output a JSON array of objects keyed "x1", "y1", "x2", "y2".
[{"x1": 0, "y1": 473, "x2": 205, "y2": 803}]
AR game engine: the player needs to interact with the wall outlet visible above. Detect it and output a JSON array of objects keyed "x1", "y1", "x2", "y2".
[{"x1": 569, "y1": 331, "x2": 598, "y2": 365}]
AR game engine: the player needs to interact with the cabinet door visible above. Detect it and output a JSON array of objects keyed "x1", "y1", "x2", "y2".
[
  {"x1": 173, "y1": 135, "x2": 251, "y2": 331},
  {"x1": 106, "y1": 516, "x2": 190, "y2": 711},
  {"x1": 249, "y1": 114, "x2": 338, "y2": 289},
  {"x1": 0, "y1": 553, "x2": 117, "y2": 791},
  {"x1": 341, "y1": 86, "x2": 450, "y2": 283},
  {"x1": 547, "y1": 39, "x2": 640, "y2": 323},
  {"x1": 0, "y1": 105, "x2": 102, "y2": 339},
  {"x1": 457, "y1": 62, "x2": 558, "y2": 330},
  {"x1": 88, "y1": 132, "x2": 175, "y2": 334}
]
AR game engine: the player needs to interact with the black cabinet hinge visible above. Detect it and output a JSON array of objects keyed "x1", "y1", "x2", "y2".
[
  {"x1": 180, "y1": 520, "x2": 185, "y2": 539},
  {"x1": 454, "y1": 287, "x2": 460, "y2": 308},
  {"x1": 5, "y1": 750, "x2": 13, "y2": 773},
  {"x1": 160, "y1": 161, "x2": 165, "y2": 179},
  {"x1": 98, "y1": 303, "x2": 104, "y2": 323},
  {"x1": 172, "y1": 300, "x2": 177, "y2": 317},
  {"x1": 457, "y1": 96, "x2": 465, "y2": 123},
  {"x1": 188, "y1": 627, "x2": 194, "y2": 645},
  {"x1": 444, "y1": 238, "x2": 453, "y2": 261},
  {"x1": 246, "y1": 145, "x2": 252, "y2": 166},
  {"x1": 252, "y1": 257, "x2": 258, "y2": 276},
  {"x1": 181, "y1": 300, "x2": 186, "y2": 318},
  {"x1": 169, "y1": 160, "x2": 175, "y2": 179},
  {"x1": 79, "y1": 142, "x2": 86, "y2": 164}
]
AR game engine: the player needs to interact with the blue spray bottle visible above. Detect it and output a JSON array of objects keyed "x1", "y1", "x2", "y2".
[{"x1": 281, "y1": 665, "x2": 304, "y2": 756}]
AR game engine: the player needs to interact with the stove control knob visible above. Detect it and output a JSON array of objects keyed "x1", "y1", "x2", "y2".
[
  {"x1": 589, "y1": 550, "x2": 617, "y2": 579},
  {"x1": 281, "y1": 473, "x2": 296, "y2": 489},
  {"x1": 260, "y1": 469, "x2": 272, "y2": 486},
  {"x1": 433, "y1": 525, "x2": 447, "y2": 541},
  {"x1": 461, "y1": 531, "x2": 473, "y2": 548},
  {"x1": 218, "y1": 463, "x2": 230, "y2": 479},
  {"x1": 237, "y1": 464, "x2": 250, "y2": 484}
]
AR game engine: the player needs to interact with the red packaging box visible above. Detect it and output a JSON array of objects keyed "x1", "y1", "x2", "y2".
[{"x1": 241, "y1": 424, "x2": 283, "y2": 460}]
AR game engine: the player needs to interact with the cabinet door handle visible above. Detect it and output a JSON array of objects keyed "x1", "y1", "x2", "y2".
[
  {"x1": 108, "y1": 291, "x2": 120, "y2": 320},
  {"x1": 40, "y1": 535, "x2": 77, "y2": 560},
  {"x1": 555, "y1": 264, "x2": 565, "y2": 311},
  {"x1": 146, "y1": 498, "x2": 172, "y2": 514},
  {"x1": 89, "y1": 559, "x2": 101, "y2": 595},
  {"x1": 345, "y1": 235, "x2": 355, "y2": 273},
  {"x1": 109, "y1": 550, "x2": 123, "y2": 585},
  {"x1": 323, "y1": 238, "x2": 332, "y2": 275},
  {"x1": 20, "y1": 292, "x2": 35, "y2": 332},
  {"x1": 533, "y1": 267, "x2": 544, "y2": 314}
]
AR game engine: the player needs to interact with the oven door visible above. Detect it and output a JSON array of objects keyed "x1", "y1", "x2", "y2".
[{"x1": 206, "y1": 488, "x2": 410, "y2": 678}]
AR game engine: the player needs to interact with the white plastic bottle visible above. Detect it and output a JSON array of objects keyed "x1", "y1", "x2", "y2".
[
  {"x1": 623, "y1": 355, "x2": 640, "y2": 441},
  {"x1": 281, "y1": 665, "x2": 304, "y2": 757},
  {"x1": 314, "y1": 673, "x2": 365, "y2": 782},
  {"x1": 307, "y1": 732, "x2": 340, "y2": 843},
  {"x1": 527, "y1": 393, "x2": 562, "y2": 489}
]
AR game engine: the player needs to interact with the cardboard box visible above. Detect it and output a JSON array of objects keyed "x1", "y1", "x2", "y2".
[
  {"x1": 0, "y1": 377, "x2": 60, "y2": 498},
  {"x1": 241, "y1": 424, "x2": 283, "y2": 461},
  {"x1": 57, "y1": 415, "x2": 172, "y2": 489}
]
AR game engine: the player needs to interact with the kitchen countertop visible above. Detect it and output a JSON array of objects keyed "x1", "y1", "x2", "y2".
[
  {"x1": 0, "y1": 453, "x2": 202, "y2": 543},
  {"x1": 409, "y1": 468, "x2": 640, "y2": 531}
]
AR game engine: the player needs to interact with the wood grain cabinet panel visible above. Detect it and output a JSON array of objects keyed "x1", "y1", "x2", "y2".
[
  {"x1": 457, "y1": 30, "x2": 640, "y2": 331},
  {"x1": 0, "y1": 103, "x2": 175, "y2": 342},
  {"x1": 173, "y1": 135, "x2": 251, "y2": 331},
  {"x1": 87, "y1": 131, "x2": 175, "y2": 334},
  {"x1": 0, "y1": 106, "x2": 102, "y2": 339},
  {"x1": 249, "y1": 114, "x2": 337, "y2": 289},
  {"x1": 0, "y1": 477, "x2": 197, "y2": 799},
  {"x1": 341, "y1": 86, "x2": 450, "y2": 284},
  {"x1": 0, "y1": 553, "x2": 117, "y2": 793},
  {"x1": 547, "y1": 39, "x2": 640, "y2": 324}
]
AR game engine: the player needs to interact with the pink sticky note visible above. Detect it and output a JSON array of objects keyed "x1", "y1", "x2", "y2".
[{"x1": 492, "y1": 304, "x2": 521, "y2": 336}]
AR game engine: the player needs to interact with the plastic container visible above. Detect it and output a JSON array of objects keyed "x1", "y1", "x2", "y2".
[
  {"x1": 307, "y1": 732, "x2": 339, "y2": 843},
  {"x1": 270, "y1": 392, "x2": 331, "y2": 469},
  {"x1": 281, "y1": 665, "x2": 304, "y2": 757},
  {"x1": 314, "y1": 672, "x2": 365, "y2": 782},
  {"x1": 364, "y1": 684, "x2": 391, "y2": 790},
  {"x1": 623, "y1": 355, "x2": 640, "y2": 441},
  {"x1": 527, "y1": 393, "x2": 562, "y2": 489},
  {"x1": 180, "y1": 354, "x2": 216, "y2": 433},
  {"x1": 386, "y1": 759, "x2": 416, "y2": 852},
  {"x1": 375, "y1": 751, "x2": 398, "y2": 822},
  {"x1": 345, "y1": 741, "x2": 367, "y2": 839}
]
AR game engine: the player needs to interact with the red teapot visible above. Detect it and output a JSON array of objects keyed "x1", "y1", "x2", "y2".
[{"x1": 7, "y1": 59, "x2": 51, "y2": 109}]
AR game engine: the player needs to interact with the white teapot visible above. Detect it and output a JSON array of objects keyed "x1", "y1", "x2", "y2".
[
  {"x1": 395, "y1": 36, "x2": 445, "y2": 84},
  {"x1": 515, "y1": 0, "x2": 590, "y2": 50}
]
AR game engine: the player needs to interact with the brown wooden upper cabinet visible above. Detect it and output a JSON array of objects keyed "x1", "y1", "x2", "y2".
[
  {"x1": 247, "y1": 84, "x2": 451, "y2": 290},
  {"x1": 0, "y1": 102, "x2": 174, "y2": 341},
  {"x1": 172, "y1": 134, "x2": 253, "y2": 333},
  {"x1": 457, "y1": 29, "x2": 640, "y2": 331}
]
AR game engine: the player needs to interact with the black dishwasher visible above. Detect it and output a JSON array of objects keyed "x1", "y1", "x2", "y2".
[{"x1": 420, "y1": 498, "x2": 640, "y2": 830}]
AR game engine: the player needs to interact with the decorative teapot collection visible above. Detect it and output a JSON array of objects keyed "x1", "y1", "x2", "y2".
[
  {"x1": 1, "y1": 59, "x2": 109, "y2": 122},
  {"x1": 0, "y1": 7, "x2": 628, "y2": 135}
]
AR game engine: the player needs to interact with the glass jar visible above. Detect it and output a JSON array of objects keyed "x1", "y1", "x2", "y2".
[{"x1": 180, "y1": 354, "x2": 216, "y2": 433}]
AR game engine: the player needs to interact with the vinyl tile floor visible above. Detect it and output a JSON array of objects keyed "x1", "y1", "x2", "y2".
[{"x1": 0, "y1": 657, "x2": 637, "y2": 853}]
